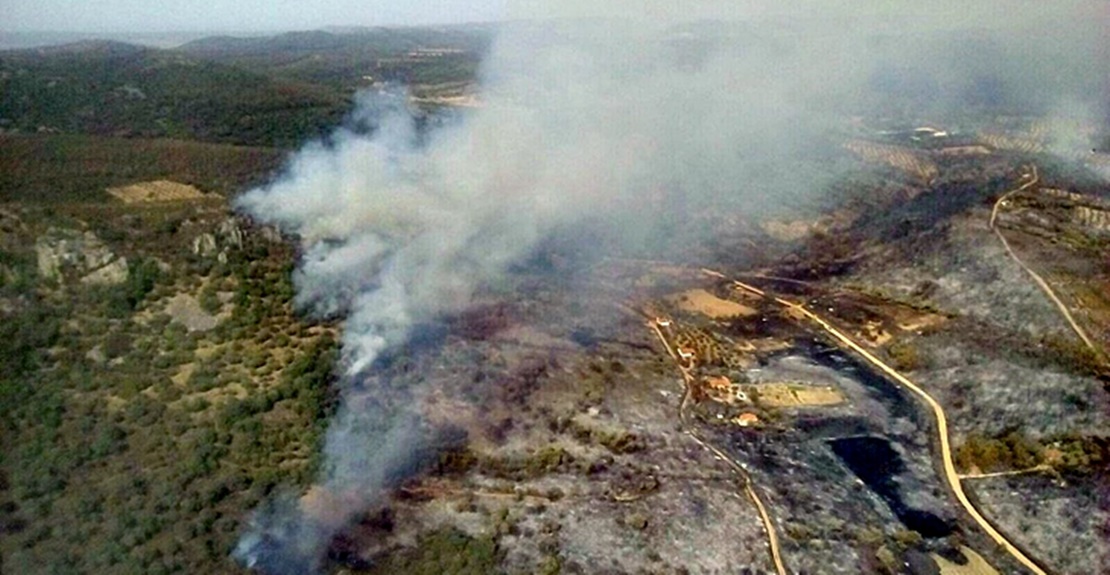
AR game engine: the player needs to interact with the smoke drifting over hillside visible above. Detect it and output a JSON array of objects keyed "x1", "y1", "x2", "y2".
[{"x1": 233, "y1": 3, "x2": 1105, "y2": 572}]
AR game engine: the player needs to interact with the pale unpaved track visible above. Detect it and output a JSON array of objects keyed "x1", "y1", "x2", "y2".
[
  {"x1": 958, "y1": 464, "x2": 1054, "y2": 481},
  {"x1": 712, "y1": 271, "x2": 1050, "y2": 575},
  {"x1": 990, "y1": 166, "x2": 1099, "y2": 354},
  {"x1": 646, "y1": 321, "x2": 788, "y2": 575}
]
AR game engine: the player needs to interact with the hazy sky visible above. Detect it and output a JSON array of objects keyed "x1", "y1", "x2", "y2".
[
  {"x1": 0, "y1": 0, "x2": 510, "y2": 32},
  {"x1": 1, "y1": 0, "x2": 1101, "y2": 33}
]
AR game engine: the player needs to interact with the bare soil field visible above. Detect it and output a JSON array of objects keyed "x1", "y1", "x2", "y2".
[
  {"x1": 747, "y1": 382, "x2": 845, "y2": 407},
  {"x1": 107, "y1": 180, "x2": 213, "y2": 203},
  {"x1": 667, "y1": 288, "x2": 756, "y2": 319},
  {"x1": 932, "y1": 546, "x2": 1000, "y2": 575}
]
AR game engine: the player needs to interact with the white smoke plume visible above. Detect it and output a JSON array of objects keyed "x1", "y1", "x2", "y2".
[
  {"x1": 232, "y1": 2, "x2": 1106, "y2": 572},
  {"x1": 232, "y1": 20, "x2": 841, "y2": 570}
]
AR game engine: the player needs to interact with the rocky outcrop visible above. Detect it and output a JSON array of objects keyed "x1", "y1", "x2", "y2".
[
  {"x1": 81, "y1": 257, "x2": 130, "y2": 285},
  {"x1": 192, "y1": 217, "x2": 253, "y2": 262},
  {"x1": 258, "y1": 225, "x2": 283, "y2": 244},
  {"x1": 217, "y1": 218, "x2": 244, "y2": 249},
  {"x1": 164, "y1": 293, "x2": 220, "y2": 332},
  {"x1": 35, "y1": 228, "x2": 128, "y2": 285},
  {"x1": 192, "y1": 233, "x2": 219, "y2": 257}
]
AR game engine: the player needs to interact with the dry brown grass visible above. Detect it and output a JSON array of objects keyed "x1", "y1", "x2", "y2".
[
  {"x1": 761, "y1": 220, "x2": 813, "y2": 242},
  {"x1": 979, "y1": 132, "x2": 1045, "y2": 154},
  {"x1": 750, "y1": 382, "x2": 844, "y2": 407},
  {"x1": 171, "y1": 362, "x2": 196, "y2": 387},
  {"x1": 896, "y1": 313, "x2": 946, "y2": 333},
  {"x1": 938, "y1": 145, "x2": 992, "y2": 156},
  {"x1": 669, "y1": 289, "x2": 756, "y2": 319},
  {"x1": 844, "y1": 140, "x2": 939, "y2": 182},
  {"x1": 860, "y1": 320, "x2": 892, "y2": 346},
  {"x1": 107, "y1": 179, "x2": 213, "y2": 203},
  {"x1": 931, "y1": 546, "x2": 1000, "y2": 575}
]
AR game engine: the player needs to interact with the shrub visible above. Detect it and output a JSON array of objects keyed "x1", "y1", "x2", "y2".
[
  {"x1": 956, "y1": 431, "x2": 1046, "y2": 473},
  {"x1": 103, "y1": 332, "x2": 132, "y2": 359},
  {"x1": 189, "y1": 368, "x2": 221, "y2": 392},
  {"x1": 90, "y1": 424, "x2": 128, "y2": 458},
  {"x1": 125, "y1": 259, "x2": 162, "y2": 310},
  {"x1": 887, "y1": 341, "x2": 923, "y2": 371},
  {"x1": 199, "y1": 285, "x2": 222, "y2": 315},
  {"x1": 372, "y1": 528, "x2": 502, "y2": 575},
  {"x1": 184, "y1": 397, "x2": 210, "y2": 413}
]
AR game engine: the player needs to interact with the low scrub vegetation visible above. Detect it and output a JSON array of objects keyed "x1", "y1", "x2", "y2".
[
  {"x1": 955, "y1": 430, "x2": 1108, "y2": 475},
  {"x1": 0, "y1": 134, "x2": 284, "y2": 203},
  {"x1": 0, "y1": 210, "x2": 337, "y2": 574}
]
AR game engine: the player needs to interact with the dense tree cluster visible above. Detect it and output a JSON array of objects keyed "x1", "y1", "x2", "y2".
[
  {"x1": 0, "y1": 220, "x2": 337, "y2": 574},
  {"x1": 956, "y1": 430, "x2": 1108, "y2": 475}
]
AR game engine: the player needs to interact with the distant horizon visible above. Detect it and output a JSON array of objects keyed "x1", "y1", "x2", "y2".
[
  {"x1": 3, "y1": 0, "x2": 1097, "y2": 39},
  {"x1": 0, "y1": 20, "x2": 502, "y2": 36},
  {"x1": 0, "y1": 0, "x2": 510, "y2": 36},
  {"x1": 0, "y1": 1, "x2": 1101, "y2": 52},
  {"x1": 0, "y1": 30, "x2": 262, "y2": 50},
  {"x1": 0, "y1": 22, "x2": 501, "y2": 50}
]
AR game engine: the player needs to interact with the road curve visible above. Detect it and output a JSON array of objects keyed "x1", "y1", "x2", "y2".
[{"x1": 717, "y1": 273, "x2": 1050, "y2": 575}]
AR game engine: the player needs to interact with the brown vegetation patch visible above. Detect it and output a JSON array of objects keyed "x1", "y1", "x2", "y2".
[
  {"x1": 979, "y1": 132, "x2": 1044, "y2": 154},
  {"x1": 411, "y1": 94, "x2": 482, "y2": 108},
  {"x1": 107, "y1": 179, "x2": 214, "y2": 203},
  {"x1": 668, "y1": 289, "x2": 756, "y2": 319},
  {"x1": 931, "y1": 546, "x2": 1000, "y2": 575},
  {"x1": 449, "y1": 302, "x2": 516, "y2": 340},
  {"x1": 938, "y1": 145, "x2": 992, "y2": 156},
  {"x1": 860, "y1": 320, "x2": 892, "y2": 346},
  {"x1": 761, "y1": 220, "x2": 813, "y2": 242},
  {"x1": 693, "y1": 375, "x2": 749, "y2": 405},
  {"x1": 897, "y1": 313, "x2": 946, "y2": 333},
  {"x1": 749, "y1": 382, "x2": 844, "y2": 407},
  {"x1": 844, "y1": 140, "x2": 939, "y2": 182},
  {"x1": 163, "y1": 293, "x2": 220, "y2": 332},
  {"x1": 171, "y1": 362, "x2": 197, "y2": 387}
]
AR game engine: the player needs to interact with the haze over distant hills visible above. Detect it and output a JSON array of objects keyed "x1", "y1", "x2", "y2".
[
  {"x1": 0, "y1": 30, "x2": 269, "y2": 50},
  {"x1": 0, "y1": 26, "x2": 489, "y2": 148}
]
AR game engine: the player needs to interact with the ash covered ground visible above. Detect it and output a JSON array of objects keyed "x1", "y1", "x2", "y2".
[{"x1": 275, "y1": 135, "x2": 1110, "y2": 575}]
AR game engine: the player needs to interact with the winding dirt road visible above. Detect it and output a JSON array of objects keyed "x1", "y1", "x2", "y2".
[
  {"x1": 990, "y1": 165, "x2": 1099, "y2": 354},
  {"x1": 647, "y1": 321, "x2": 788, "y2": 575},
  {"x1": 708, "y1": 270, "x2": 1051, "y2": 575},
  {"x1": 958, "y1": 464, "x2": 1054, "y2": 481}
]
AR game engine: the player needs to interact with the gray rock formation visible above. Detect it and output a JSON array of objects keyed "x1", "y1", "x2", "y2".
[
  {"x1": 192, "y1": 233, "x2": 218, "y2": 257},
  {"x1": 217, "y1": 218, "x2": 244, "y2": 249},
  {"x1": 35, "y1": 228, "x2": 128, "y2": 285},
  {"x1": 192, "y1": 218, "x2": 253, "y2": 260},
  {"x1": 81, "y1": 257, "x2": 130, "y2": 285},
  {"x1": 258, "y1": 225, "x2": 283, "y2": 244}
]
